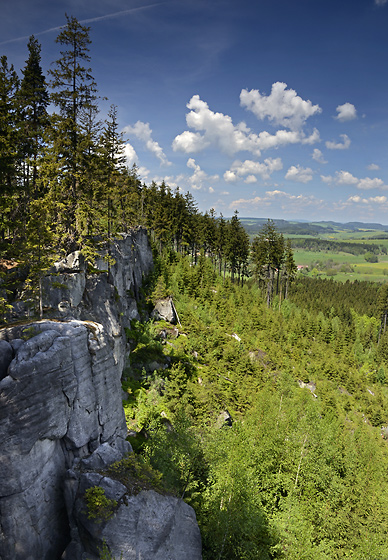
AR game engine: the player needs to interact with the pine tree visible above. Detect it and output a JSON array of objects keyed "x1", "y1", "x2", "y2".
[
  {"x1": 0, "y1": 55, "x2": 19, "y2": 244},
  {"x1": 252, "y1": 219, "x2": 286, "y2": 307},
  {"x1": 377, "y1": 283, "x2": 388, "y2": 343},
  {"x1": 283, "y1": 238, "x2": 297, "y2": 300},
  {"x1": 18, "y1": 36, "x2": 49, "y2": 199},
  {"x1": 99, "y1": 104, "x2": 127, "y2": 236},
  {"x1": 48, "y1": 14, "x2": 98, "y2": 250}
]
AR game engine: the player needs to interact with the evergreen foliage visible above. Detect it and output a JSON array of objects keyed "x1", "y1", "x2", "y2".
[{"x1": 122, "y1": 254, "x2": 388, "y2": 560}]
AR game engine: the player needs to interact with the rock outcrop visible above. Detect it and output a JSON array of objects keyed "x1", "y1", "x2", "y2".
[
  {"x1": 64, "y1": 474, "x2": 201, "y2": 560},
  {"x1": 151, "y1": 297, "x2": 178, "y2": 324},
  {"x1": 0, "y1": 320, "x2": 130, "y2": 560},
  {"x1": 42, "y1": 228, "x2": 154, "y2": 373},
  {"x1": 0, "y1": 229, "x2": 202, "y2": 560}
]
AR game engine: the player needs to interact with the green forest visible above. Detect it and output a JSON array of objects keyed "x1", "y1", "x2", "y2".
[
  {"x1": 125, "y1": 253, "x2": 388, "y2": 560},
  {"x1": 3, "y1": 15, "x2": 388, "y2": 560}
]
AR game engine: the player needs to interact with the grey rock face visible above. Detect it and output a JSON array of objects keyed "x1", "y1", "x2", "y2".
[
  {"x1": 0, "y1": 229, "x2": 202, "y2": 560},
  {"x1": 63, "y1": 473, "x2": 202, "y2": 560},
  {"x1": 0, "y1": 320, "x2": 128, "y2": 560},
  {"x1": 41, "y1": 228, "x2": 154, "y2": 374}
]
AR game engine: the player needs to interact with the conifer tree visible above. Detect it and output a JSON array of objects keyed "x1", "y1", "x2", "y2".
[
  {"x1": 182, "y1": 191, "x2": 200, "y2": 263},
  {"x1": 202, "y1": 209, "x2": 217, "y2": 264},
  {"x1": 252, "y1": 219, "x2": 286, "y2": 306},
  {"x1": 18, "y1": 36, "x2": 49, "y2": 199},
  {"x1": 76, "y1": 103, "x2": 103, "y2": 240},
  {"x1": 283, "y1": 238, "x2": 297, "y2": 300},
  {"x1": 216, "y1": 213, "x2": 227, "y2": 277},
  {"x1": 171, "y1": 187, "x2": 189, "y2": 253},
  {"x1": 377, "y1": 283, "x2": 388, "y2": 343},
  {"x1": 48, "y1": 14, "x2": 98, "y2": 250},
  {"x1": 100, "y1": 104, "x2": 128, "y2": 235},
  {"x1": 0, "y1": 55, "x2": 19, "y2": 244},
  {"x1": 225, "y1": 211, "x2": 249, "y2": 284}
]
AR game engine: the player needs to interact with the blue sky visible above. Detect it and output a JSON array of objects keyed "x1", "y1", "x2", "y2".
[{"x1": 2, "y1": 0, "x2": 388, "y2": 223}]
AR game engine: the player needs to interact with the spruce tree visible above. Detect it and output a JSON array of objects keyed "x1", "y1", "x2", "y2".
[
  {"x1": 48, "y1": 14, "x2": 98, "y2": 250},
  {"x1": 252, "y1": 219, "x2": 286, "y2": 307},
  {"x1": 216, "y1": 213, "x2": 227, "y2": 277},
  {"x1": 18, "y1": 36, "x2": 49, "y2": 199},
  {"x1": 283, "y1": 238, "x2": 297, "y2": 300},
  {"x1": 99, "y1": 104, "x2": 127, "y2": 236},
  {"x1": 0, "y1": 55, "x2": 19, "y2": 244},
  {"x1": 377, "y1": 283, "x2": 388, "y2": 342}
]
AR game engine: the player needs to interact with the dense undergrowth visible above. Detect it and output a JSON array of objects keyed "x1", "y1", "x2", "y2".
[{"x1": 123, "y1": 252, "x2": 388, "y2": 560}]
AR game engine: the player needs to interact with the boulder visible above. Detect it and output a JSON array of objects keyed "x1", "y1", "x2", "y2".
[
  {"x1": 63, "y1": 472, "x2": 202, "y2": 560},
  {"x1": 216, "y1": 410, "x2": 233, "y2": 428},
  {"x1": 54, "y1": 250, "x2": 85, "y2": 273},
  {"x1": 151, "y1": 298, "x2": 177, "y2": 324}
]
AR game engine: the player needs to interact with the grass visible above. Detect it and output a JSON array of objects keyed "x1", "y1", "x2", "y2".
[
  {"x1": 293, "y1": 249, "x2": 366, "y2": 266},
  {"x1": 322, "y1": 230, "x2": 388, "y2": 241},
  {"x1": 294, "y1": 248, "x2": 388, "y2": 284},
  {"x1": 308, "y1": 271, "x2": 387, "y2": 283}
]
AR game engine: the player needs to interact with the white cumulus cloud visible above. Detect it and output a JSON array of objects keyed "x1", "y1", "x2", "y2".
[
  {"x1": 348, "y1": 195, "x2": 363, "y2": 203},
  {"x1": 347, "y1": 195, "x2": 387, "y2": 204},
  {"x1": 256, "y1": 128, "x2": 320, "y2": 150},
  {"x1": 375, "y1": 0, "x2": 388, "y2": 6},
  {"x1": 229, "y1": 190, "x2": 324, "y2": 212},
  {"x1": 172, "y1": 130, "x2": 210, "y2": 153},
  {"x1": 367, "y1": 163, "x2": 380, "y2": 170},
  {"x1": 320, "y1": 171, "x2": 388, "y2": 190},
  {"x1": 173, "y1": 95, "x2": 263, "y2": 156},
  {"x1": 186, "y1": 158, "x2": 219, "y2": 191},
  {"x1": 123, "y1": 121, "x2": 171, "y2": 166},
  {"x1": 358, "y1": 177, "x2": 385, "y2": 190},
  {"x1": 312, "y1": 148, "x2": 327, "y2": 164},
  {"x1": 325, "y1": 134, "x2": 351, "y2": 150},
  {"x1": 223, "y1": 157, "x2": 283, "y2": 183},
  {"x1": 172, "y1": 94, "x2": 320, "y2": 157},
  {"x1": 285, "y1": 165, "x2": 314, "y2": 183},
  {"x1": 240, "y1": 82, "x2": 322, "y2": 130},
  {"x1": 335, "y1": 103, "x2": 357, "y2": 122},
  {"x1": 336, "y1": 171, "x2": 359, "y2": 185},
  {"x1": 122, "y1": 143, "x2": 138, "y2": 166}
]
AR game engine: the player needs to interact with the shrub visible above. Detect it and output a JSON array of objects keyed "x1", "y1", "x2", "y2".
[
  {"x1": 364, "y1": 252, "x2": 378, "y2": 263},
  {"x1": 84, "y1": 486, "x2": 117, "y2": 523},
  {"x1": 107, "y1": 453, "x2": 165, "y2": 495}
]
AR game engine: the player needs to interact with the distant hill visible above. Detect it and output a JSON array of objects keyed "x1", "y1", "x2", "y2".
[{"x1": 237, "y1": 218, "x2": 388, "y2": 236}]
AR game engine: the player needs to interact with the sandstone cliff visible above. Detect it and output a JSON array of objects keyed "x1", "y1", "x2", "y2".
[{"x1": 0, "y1": 229, "x2": 202, "y2": 560}]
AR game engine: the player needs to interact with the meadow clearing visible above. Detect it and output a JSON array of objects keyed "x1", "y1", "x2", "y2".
[{"x1": 291, "y1": 229, "x2": 388, "y2": 283}]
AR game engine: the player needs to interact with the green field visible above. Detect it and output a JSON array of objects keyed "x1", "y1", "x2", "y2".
[
  {"x1": 243, "y1": 218, "x2": 388, "y2": 283},
  {"x1": 293, "y1": 249, "x2": 366, "y2": 265},
  {"x1": 293, "y1": 249, "x2": 388, "y2": 283}
]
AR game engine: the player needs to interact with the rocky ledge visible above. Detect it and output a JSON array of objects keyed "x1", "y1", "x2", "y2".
[{"x1": 0, "y1": 229, "x2": 202, "y2": 560}]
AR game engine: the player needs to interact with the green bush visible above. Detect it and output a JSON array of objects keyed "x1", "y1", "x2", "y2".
[
  {"x1": 364, "y1": 252, "x2": 378, "y2": 263},
  {"x1": 107, "y1": 453, "x2": 165, "y2": 495},
  {"x1": 84, "y1": 486, "x2": 117, "y2": 523}
]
